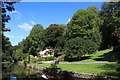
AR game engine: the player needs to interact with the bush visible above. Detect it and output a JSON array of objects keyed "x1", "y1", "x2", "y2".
[
  {"x1": 64, "y1": 38, "x2": 98, "y2": 60},
  {"x1": 57, "y1": 52, "x2": 64, "y2": 56},
  {"x1": 44, "y1": 56, "x2": 54, "y2": 61},
  {"x1": 37, "y1": 58, "x2": 46, "y2": 61},
  {"x1": 37, "y1": 56, "x2": 54, "y2": 61}
]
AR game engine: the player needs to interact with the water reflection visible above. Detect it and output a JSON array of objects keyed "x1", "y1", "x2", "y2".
[{"x1": 2, "y1": 63, "x2": 44, "y2": 80}]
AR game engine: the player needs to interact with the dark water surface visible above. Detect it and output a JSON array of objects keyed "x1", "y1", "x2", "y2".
[{"x1": 2, "y1": 63, "x2": 44, "y2": 80}]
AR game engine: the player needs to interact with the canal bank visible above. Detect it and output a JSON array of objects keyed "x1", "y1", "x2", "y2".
[{"x1": 27, "y1": 64, "x2": 119, "y2": 80}]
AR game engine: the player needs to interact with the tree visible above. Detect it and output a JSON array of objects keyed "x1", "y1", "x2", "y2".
[
  {"x1": 112, "y1": 28, "x2": 120, "y2": 51},
  {"x1": 100, "y1": 1, "x2": 120, "y2": 49},
  {"x1": 44, "y1": 24, "x2": 65, "y2": 48},
  {"x1": 55, "y1": 24, "x2": 67, "y2": 49},
  {"x1": 66, "y1": 5, "x2": 103, "y2": 45},
  {"x1": 2, "y1": 36, "x2": 11, "y2": 53},
  {"x1": 1, "y1": 2, "x2": 16, "y2": 62},
  {"x1": 28, "y1": 24, "x2": 45, "y2": 55},
  {"x1": 2, "y1": 36, "x2": 13, "y2": 62},
  {"x1": 19, "y1": 24, "x2": 46, "y2": 56},
  {"x1": 64, "y1": 38, "x2": 98, "y2": 61},
  {"x1": 12, "y1": 49, "x2": 27, "y2": 62},
  {"x1": 1, "y1": 2, "x2": 16, "y2": 32},
  {"x1": 20, "y1": 38, "x2": 30, "y2": 53}
]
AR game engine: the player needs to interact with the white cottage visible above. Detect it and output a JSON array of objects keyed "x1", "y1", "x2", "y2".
[{"x1": 38, "y1": 49, "x2": 54, "y2": 57}]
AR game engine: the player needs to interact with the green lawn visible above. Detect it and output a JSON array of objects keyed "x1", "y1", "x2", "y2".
[
  {"x1": 29, "y1": 49, "x2": 120, "y2": 77},
  {"x1": 62, "y1": 49, "x2": 113, "y2": 62},
  {"x1": 29, "y1": 62, "x2": 120, "y2": 77}
]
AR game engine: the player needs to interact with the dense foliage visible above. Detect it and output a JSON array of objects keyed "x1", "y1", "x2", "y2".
[
  {"x1": 100, "y1": 1, "x2": 120, "y2": 49},
  {"x1": 2, "y1": 2, "x2": 16, "y2": 32},
  {"x1": 2, "y1": 2, "x2": 16, "y2": 62},
  {"x1": 44, "y1": 24, "x2": 65, "y2": 48},
  {"x1": 38, "y1": 56, "x2": 54, "y2": 61},
  {"x1": 112, "y1": 28, "x2": 120, "y2": 51},
  {"x1": 66, "y1": 5, "x2": 102, "y2": 46},
  {"x1": 64, "y1": 38, "x2": 98, "y2": 60}
]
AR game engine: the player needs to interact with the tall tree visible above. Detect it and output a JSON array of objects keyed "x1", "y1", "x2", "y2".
[
  {"x1": 29, "y1": 24, "x2": 45, "y2": 50},
  {"x1": 20, "y1": 38, "x2": 30, "y2": 54},
  {"x1": 100, "y1": 1, "x2": 120, "y2": 49},
  {"x1": 1, "y1": 2, "x2": 16, "y2": 62},
  {"x1": 66, "y1": 5, "x2": 103, "y2": 45},
  {"x1": 44, "y1": 24, "x2": 65, "y2": 48},
  {"x1": 28, "y1": 24, "x2": 45, "y2": 56}
]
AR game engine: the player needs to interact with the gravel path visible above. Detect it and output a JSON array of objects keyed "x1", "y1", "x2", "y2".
[{"x1": 41, "y1": 60, "x2": 109, "y2": 64}]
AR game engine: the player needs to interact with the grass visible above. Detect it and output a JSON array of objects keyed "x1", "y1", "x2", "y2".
[
  {"x1": 29, "y1": 62, "x2": 120, "y2": 77},
  {"x1": 58, "y1": 62, "x2": 116, "y2": 75},
  {"x1": 1, "y1": 62, "x2": 10, "y2": 64},
  {"x1": 29, "y1": 49, "x2": 120, "y2": 77},
  {"x1": 62, "y1": 49, "x2": 113, "y2": 62}
]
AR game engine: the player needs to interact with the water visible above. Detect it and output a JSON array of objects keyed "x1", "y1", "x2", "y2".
[{"x1": 2, "y1": 63, "x2": 44, "y2": 80}]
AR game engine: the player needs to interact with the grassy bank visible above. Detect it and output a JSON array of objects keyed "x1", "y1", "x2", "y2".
[
  {"x1": 61, "y1": 49, "x2": 116, "y2": 62},
  {"x1": 29, "y1": 62, "x2": 120, "y2": 77}
]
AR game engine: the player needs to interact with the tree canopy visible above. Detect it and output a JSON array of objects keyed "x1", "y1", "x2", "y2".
[
  {"x1": 44, "y1": 24, "x2": 65, "y2": 48},
  {"x1": 66, "y1": 5, "x2": 102, "y2": 45},
  {"x1": 64, "y1": 38, "x2": 98, "y2": 60},
  {"x1": 100, "y1": 1, "x2": 120, "y2": 49}
]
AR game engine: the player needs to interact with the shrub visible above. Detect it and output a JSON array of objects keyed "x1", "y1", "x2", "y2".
[
  {"x1": 37, "y1": 56, "x2": 54, "y2": 61},
  {"x1": 37, "y1": 58, "x2": 46, "y2": 61},
  {"x1": 64, "y1": 38, "x2": 98, "y2": 60},
  {"x1": 44, "y1": 56, "x2": 54, "y2": 61}
]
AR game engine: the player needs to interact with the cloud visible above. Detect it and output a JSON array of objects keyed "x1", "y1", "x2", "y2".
[
  {"x1": 5, "y1": 34, "x2": 25, "y2": 39},
  {"x1": 5, "y1": 34, "x2": 15, "y2": 39},
  {"x1": 66, "y1": 19, "x2": 71, "y2": 24},
  {"x1": 18, "y1": 23, "x2": 33, "y2": 31},
  {"x1": 10, "y1": 10, "x2": 22, "y2": 16},
  {"x1": 30, "y1": 21, "x2": 35, "y2": 25},
  {"x1": 8, "y1": 10, "x2": 22, "y2": 20}
]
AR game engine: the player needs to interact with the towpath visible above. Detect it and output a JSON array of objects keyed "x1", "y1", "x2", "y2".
[{"x1": 41, "y1": 60, "x2": 110, "y2": 64}]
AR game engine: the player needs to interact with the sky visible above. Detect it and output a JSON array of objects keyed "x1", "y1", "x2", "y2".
[{"x1": 4, "y1": 2, "x2": 103, "y2": 46}]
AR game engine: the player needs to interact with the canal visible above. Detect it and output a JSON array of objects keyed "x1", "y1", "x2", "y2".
[{"x1": 2, "y1": 63, "x2": 44, "y2": 80}]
